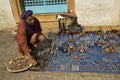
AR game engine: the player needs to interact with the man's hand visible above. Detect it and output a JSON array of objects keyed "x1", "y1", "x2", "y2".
[{"x1": 30, "y1": 33, "x2": 37, "y2": 44}]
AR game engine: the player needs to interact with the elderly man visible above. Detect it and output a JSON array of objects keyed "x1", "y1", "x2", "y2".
[{"x1": 16, "y1": 10, "x2": 42, "y2": 66}]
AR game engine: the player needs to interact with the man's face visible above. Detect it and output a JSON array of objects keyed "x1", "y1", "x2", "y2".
[{"x1": 26, "y1": 15, "x2": 35, "y2": 26}]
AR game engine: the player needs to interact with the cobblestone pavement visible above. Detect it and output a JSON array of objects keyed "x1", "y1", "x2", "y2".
[{"x1": 0, "y1": 29, "x2": 120, "y2": 80}]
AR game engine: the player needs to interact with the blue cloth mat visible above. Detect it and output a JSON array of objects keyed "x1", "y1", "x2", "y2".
[{"x1": 45, "y1": 33, "x2": 120, "y2": 73}]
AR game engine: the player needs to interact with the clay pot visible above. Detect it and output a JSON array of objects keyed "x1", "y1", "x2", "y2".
[{"x1": 110, "y1": 48, "x2": 115, "y2": 53}]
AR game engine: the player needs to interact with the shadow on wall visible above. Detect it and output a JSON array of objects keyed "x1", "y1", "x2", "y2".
[{"x1": 0, "y1": 8, "x2": 15, "y2": 30}]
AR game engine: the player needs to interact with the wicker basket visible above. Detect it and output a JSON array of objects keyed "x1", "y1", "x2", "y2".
[{"x1": 5, "y1": 56, "x2": 32, "y2": 72}]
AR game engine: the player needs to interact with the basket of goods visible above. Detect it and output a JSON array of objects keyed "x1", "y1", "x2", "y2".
[{"x1": 5, "y1": 56, "x2": 32, "y2": 72}]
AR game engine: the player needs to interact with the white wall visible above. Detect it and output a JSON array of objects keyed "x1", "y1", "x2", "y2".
[
  {"x1": 75, "y1": 0, "x2": 120, "y2": 26},
  {"x1": 0, "y1": 0, "x2": 120, "y2": 30},
  {"x1": 0, "y1": 0, "x2": 16, "y2": 30}
]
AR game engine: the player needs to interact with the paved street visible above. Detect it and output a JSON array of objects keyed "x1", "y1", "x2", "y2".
[{"x1": 0, "y1": 29, "x2": 120, "y2": 80}]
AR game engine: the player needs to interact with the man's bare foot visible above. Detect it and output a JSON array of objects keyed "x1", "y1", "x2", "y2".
[
  {"x1": 25, "y1": 53, "x2": 37, "y2": 66},
  {"x1": 29, "y1": 58, "x2": 37, "y2": 66}
]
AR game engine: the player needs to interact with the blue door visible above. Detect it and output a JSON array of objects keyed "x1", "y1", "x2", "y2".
[{"x1": 23, "y1": 0, "x2": 67, "y2": 14}]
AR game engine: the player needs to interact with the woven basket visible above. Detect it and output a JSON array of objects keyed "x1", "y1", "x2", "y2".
[{"x1": 5, "y1": 56, "x2": 32, "y2": 72}]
